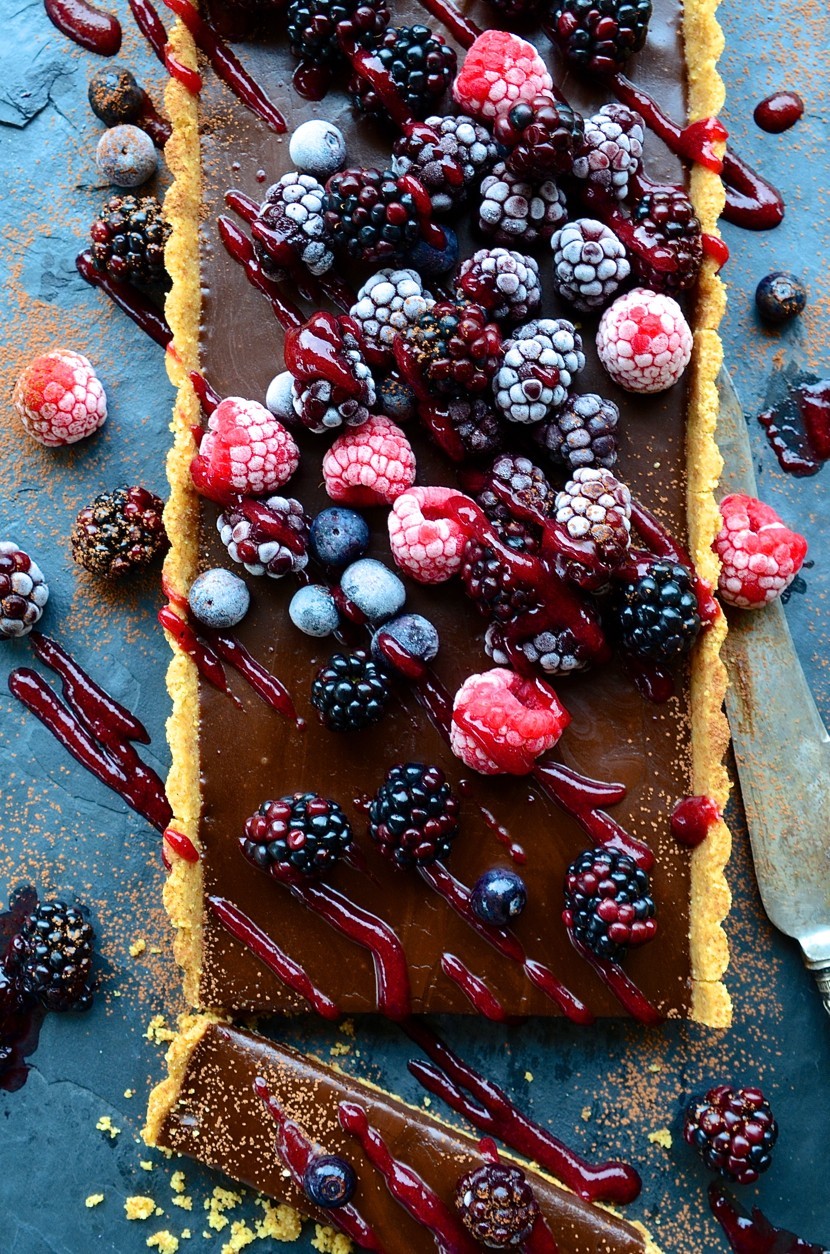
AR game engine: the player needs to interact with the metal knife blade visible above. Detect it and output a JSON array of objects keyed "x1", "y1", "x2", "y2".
[{"x1": 717, "y1": 370, "x2": 830, "y2": 1014}]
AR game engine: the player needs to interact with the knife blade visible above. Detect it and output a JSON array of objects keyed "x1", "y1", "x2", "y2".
[{"x1": 717, "y1": 370, "x2": 830, "y2": 1014}]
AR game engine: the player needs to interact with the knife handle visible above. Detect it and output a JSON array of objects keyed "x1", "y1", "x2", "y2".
[{"x1": 803, "y1": 954, "x2": 830, "y2": 1018}]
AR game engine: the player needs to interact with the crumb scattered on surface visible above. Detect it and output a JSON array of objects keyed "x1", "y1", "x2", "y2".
[
  {"x1": 96, "y1": 1115, "x2": 120, "y2": 1139},
  {"x1": 140, "y1": 1161, "x2": 154, "y2": 1172},
  {"x1": 312, "y1": 1225, "x2": 351, "y2": 1253},
  {"x1": 124, "y1": 1088, "x2": 135, "y2": 1099},
  {"x1": 581, "y1": 1106, "x2": 592, "y2": 1122},
  {"x1": 205, "y1": 1187, "x2": 242, "y2": 1232},
  {"x1": 131, "y1": 938, "x2": 147, "y2": 957},
  {"x1": 648, "y1": 1128, "x2": 673, "y2": 1149},
  {"x1": 146, "y1": 1232, "x2": 179, "y2": 1253},
  {"x1": 171, "y1": 1171, "x2": 186, "y2": 1194},
  {"x1": 220, "y1": 1219, "x2": 256, "y2": 1252},
  {"x1": 146, "y1": 1015, "x2": 176, "y2": 1044},
  {"x1": 524, "y1": 1071, "x2": 533, "y2": 1082},
  {"x1": 85, "y1": 1194, "x2": 104, "y2": 1208},
  {"x1": 255, "y1": 1198, "x2": 301, "y2": 1241},
  {"x1": 126, "y1": 1197, "x2": 157, "y2": 1221}
]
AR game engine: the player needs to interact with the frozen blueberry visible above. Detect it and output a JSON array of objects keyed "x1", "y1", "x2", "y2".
[
  {"x1": 188, "y1": 567, "x2": 250, "y2": 628},
  {"x1": 289, "y1": 120, "x2": 347, "y2": 179},
  {"x1": 755, "y1": 271, "x2": 806, "y2": 324},
  {"x1": 406, "y1": 226, "x2": 459, "y2": 277},
  {"x1": 88, "y1": 64, "x2": 144, "y2": 126},
  {"x1": 309, "y1": 507, "x2": 370, "y2": 569},
  {"x1": 378, "y1": 375, "x2": 417, "y2": 424},
  {"x1": 341, "y1": 559, "x2": 406, "y2": 623},
  {"x1": 371, "y1": 613, "x2": 439, "y2": 667},
  {"x1": 303, "y1": 1154, "x2": 356, "y2": 1210},
  {"x1": 470, "y1": 868, "x2": 528, "y2": 927},
  {"x1": 265, "y1": 370, "x2": 296, "y2": 423},
  {"x1": 96, "y1": 125, "x2": 157, "y2": 188},
  {"x1": 288, "y1": 584, "x2": 340, "y2": 637}
]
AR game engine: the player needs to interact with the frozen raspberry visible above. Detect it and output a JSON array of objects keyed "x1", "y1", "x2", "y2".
[
  {"x1": 713, "y1": 493, "x2": 808, "y2": 609},
  {"x1": 450, "y1": 667, "x2": 570, "y2": 775},
  {"x1": 190, "y1": 397, "x2": 300, "y2": 503},
  {"x1": 597, "y1": 288, "x2": 693, "y2": 394},
  {"x1": 322, "y1": 415, "x2": 416, "y2": 507},
  {"x1": 13, "y1": 350, "x2": 107, "y2": 447},
  {"x1": 453, "y1": 31, "x2": 553, "y2": 125},
  {"x1": 388, "y1": 486, "x2": 470, "y2": 584}
]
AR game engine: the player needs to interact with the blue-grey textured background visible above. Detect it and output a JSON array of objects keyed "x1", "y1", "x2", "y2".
[{"x1": 0, "y1": 0, "x2": 828, "y2": 1249}]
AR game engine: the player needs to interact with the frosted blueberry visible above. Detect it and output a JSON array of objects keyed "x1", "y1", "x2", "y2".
[
  {"x1": 309, "y1": 507, "x2": 370, "y2": 568},
  {"x1": 289, "y1": 120, "x2": 347, "y2": 179},
  {"x1": 406, "y1": 226, "x2": 459, "y2": 277},
  {"x1": 371, "y1": 613, "x2": 439, "y2": 666},
  {"x1": 340, "y1": 558, "x2": 406, "y2": 622},
  {"x1": 289, "y1": 584, "x2": 340, "y2": 637},
  {"x1": 96, "y1": 125, "x2": 157, "y2": 188},
  {"x1": 188, "y1": 568, "x2": 250, "y2": 628},
  {"x1": 265, "y1": 370, "x2": 296, "y2": 423}
]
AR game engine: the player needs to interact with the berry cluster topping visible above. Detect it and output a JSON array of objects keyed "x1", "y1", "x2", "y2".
[
  {"x1": 13, "y1": 350, "x2": 107, "y2": 448},
  {"x1": 684, "y1": 1085, "x2": 778, "y2": 1185},
  {"x1": 630, "y1": 187, "x2": 703, "y2": 293},
  {"x1": 553, "y1": 468, "x2": 631, "y2": 566},
  {"x1": 191, "y1": 397, "x2": 299, "y2": 502},
  {"x1": 10, "y1": 898, "x2": 95, "y2": 1012},
  {"x1": 455, "y1": 1162, "x2": 539, "y2": 1249},
  {"x1": 713, "y1": 493, "x2": 808, "y2": 609},
  {"x1": 536, "y1": 393, "x2": 620, "y2": 472},
  {"x1": 597, "y1": 288, "x2": 693, "y2": 394},
  {"x1": 617, "y1": 559, "x2": 701, "y2": 660},
  {"x1": 388, "y1": 486, "x2": 469, "y2": 584},
  {"x1": 349, "y1": 25, "x2": 456, "y2": 120},
  {"x1": 549, "y1": 0, "x2": 653, "y2": 77},
  {"x1": 453, "y1": 31, "x2": 553, "y2": 124},
  {"x1": 494, "y1": 319, "x2": 585, "y2": 424},
  {"x1": 495, "y1": 95, "x2": 584, "y2": 181},
  {"x1": 71, "y1": 485, "x2": 167, "y2": 579},
  {"x1": 397, "y1": 301, "x2": 503, "y2": 398},
  {"x1": 551, "y1": 219, "x2": 630, "y2": 312},
  {"x1": 217, "y1": 495, "x2": 309, "y2": 579},
  {"x1": 311, "y1": 650, "x2": 391, "y2": 731},
  {"x1": 478, "y1": 164, "x2": 568, "y2": 247},
  {"x1": 322, "y1": 414, "x2": 416, "y2": 507},
  {"x1": 350, "y1": 268, "x2": 433, "y2": 367},
  {"x1": 455, "y1": 249, "x2": 541, "y2": 326},
  {"x1": 450, "y1": 668, "x2": 570, "y2": 775},
  {"x1": 242, "y1": 793, "x2": 353, "y2": 877},
  {"x1": 285, "y1": 312, "x2": 376, "y2": 433},
  {"x1": 563, "y1": 847, "x2": 657, "y2": 960},
  {"x1": 286, "y1": 0, "x2": 389, "y2": 67},
  {"x1": 369, "y1": 762, "x2": 460, "y2": 867},
  {"x1": 323, "y1": 167, "x2": 425, "y2": 266},
  {"x1": 0, "y1": 543, "x2": 49, "y2": 640},
  {"x1": 573, "y1": 104, "x2": 644, "y2": 202},
  {"x1": 90, "y1": 193, "x2": 170, "y2": 285},
  {"x1": 254, "y1": 172, "x2": 334, "y2": 280},
  {"x1": 392, "y1": 115, "x2": 500, "y2": 216}
]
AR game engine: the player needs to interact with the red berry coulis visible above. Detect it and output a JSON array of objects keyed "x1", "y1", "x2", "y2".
[
  {"x1": 44, "y1": 0, "x2": 122, "y2": 55},
  {"x1": 754, "y1": 91, "x2": 804, "y2": 134},
  {"x1": 217, "y1": 215, "x2": 305, "y2": 330},
  {"x1": 163, "y1": 826, "x2": 200, "y2": 862},
  {"x1": 76, "y1": 250, "x2": 172, "y2": 348},
  {"x1": 292, "y1": 61, "x2": 331, "y2": 102},
  {"x1": 441, "y1": 953, "x2": 508, "y2": 1020},
  {"x1": 0, "y1": 887, "x2": 46, "y2": 1093},
  {"x1": 759, "y1": 377, "x2": 830, "y2": 476},
  {"x1": 164, "y1": 43, "x2": 203, "y2": 95},
  {"x1": 415, "y1": 0, "x2": 480, "y2": 48},
  {"x1": 671, "y1": 795, "x2": 720, "y2": 847},
  {"x1": 709, "y1": 1183, "x2": 829, "y2": 1254}
]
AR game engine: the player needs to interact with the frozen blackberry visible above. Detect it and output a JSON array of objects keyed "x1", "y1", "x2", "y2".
[
  {"x1": 535, "y1": 393, "x2": 620, "y2": 471},
  {"x1": 617, "y1": 558, "x2": 701, "y2": 660},
  {"x1": 572, "y1": 105, "x2": 644, "y2": 202},
  {"x1": 494, "y1": 319, "x2": 585, "y2": 424},
  {"x1": 311, "y1": 650, "x2": 391, "y2": 731},
  {"x1": 71, "y1": 485, "x2": 167, "y2": 579},
  {"x1": 551, "y1": 219, "x2": 630, "y2": 312},
  {"x1": 494, "y1": 94, "x2": 584, "y2": 181},
  {"x1": 421, "y1": 396, "x2": 505, "y2": 463},
  {"x1": 242, "y1": 793, "x2": 352, "y2": 877},
  {"x1": 0, "y1": 542, "x2": 49, "y2": 640},
  {"x1": 286, "y1": 0, "x2": 389, "y2": 67},
  {"x1": 479, "y1": 452, "x2": 553, "y2": 546},
  {"x1": 398, "y1": 301, "x2": 503, "y2": 397},
  {"x1": 349, "y1": 25, "x2": 456, "y2": 120},
  {"x1": 460, "y1": 539, "x2": 537, "y2": 622},
  {"x1": 684, "y1": 1085, "x2": 778, "y2": 1186},
  {"x1": 217, "y1": 495, "x2": 309, "y2": 579},
  {"x1": 563, "y1": 846, "x2": 656, "y2": 960},
  {"x1": 368, "y1": 762, "x2": 460, "y2": 867},
  {"x1": 90, "y1": 194, "x2": 170, "y2": 286},
  {"x1": 254, "y1": 172, "x2": 334, "y2": 280},
  {"x1": 324, "y1": 167, "x2": 425, "y2": 265},
  {"x1": 486, "y1": 620, "x2": 591, "y2": 675},
  {"x1": 349, "y1": 268, "x2": 434, "y2": 367},
  {"x1": 630, "y1": 187, "x2": 703, "y2": 293},
  {"x1": 554, "y1": 467, "x2": 631, "y2": 567},
  {"x1": 455, "y1": 1162, "x2": 539, "y2": 1249},
  {"x1": 392, "y1": 115, "x2": 501, "y2": 216},
  {"x1": 12, "y1": 899, "x2": 95, "y2": 1013},
  {"x1": 455, "y1": 248, "x2": 541, "y2": 325},
  {"x1": 549, "y1": 0, "x2": 653, "y2": 77},
  {"x1": 286, "y1": 312, "x2": 376, "y2": 433},
  {"x1": 478, "y1": 163, "x2": 568, "y2": 246}
]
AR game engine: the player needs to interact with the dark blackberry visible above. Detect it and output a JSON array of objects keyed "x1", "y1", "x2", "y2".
[
  {"x1": 494, "y1": 94, "x2": 584, "y2": 181},
  {"x1": 479, "y1": 453, "x2": 553, "y2": 544},
  {"x1": 631, "y1": 187, "x2": 703, "y2": 294},
  {"x1": 70, "y1": 485, "x2": 167, "y2": 579},
  {"x1": 455, "y1": 1162, "x2": 539, "y2": 1248},
  {"x1": 421, "y1": 396, "x2": 505, "y2": 463},
  {"x1": 286, "y1": 0, "x2": 389, "y2": 67},
  {"x1": 535, "y1": 393, "x2": 620, "y2": 472},
  {"x1": 349, "y1": 26, "x2": 456, "y2": 120},
  {"x1": 254, "y1": 173, "x2": 334, "y2": 281},
  {"x1": 392, "y1": 115, "x2": 501, "y2": 216},
  {"x1": 617, "y1": 559, "x2": 701, "y2": 661},
  {"x1": 460, "y1": 539, "x2": 538, "y2": 622},
  {"x1": 563, "y1": 846, "x2": 656, "y2": 960},
  {"x1": 11, "y1": 899, "x2": 95, "y2": 1013},
  {"x1": 368, "y1": 762, "x2": 460, "y2": 867},
  {"x1": 551, "y1": 219, "x2": 630, "y2": 312},
  {"x1": 398, "y1": 300, "x2": 502, "y2": 397},
  {"x1": 549, "y1": 0, "x2": 653, "y2": 77},
  {"x1": 90, "y1": 194, "x2": 170, "y2": 286},
  {"x1": 684, "y1": 1085, "x2": 778, "y2": 1185},
  {"x1": 217, "y1": 496, "x2": 309, "y2": 579},
  {"x1": 311, "y1": 650, "x2": 391, "y2": 731},
  {"x1": 242, "y1": 793, "x2": 352, "y2": 877},
  {"x1": 323, "y1": 167, "x2": 424, "y2": 266}
]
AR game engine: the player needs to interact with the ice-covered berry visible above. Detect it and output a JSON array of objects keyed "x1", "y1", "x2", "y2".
[
  {"x1": 455, "y1": 248, "x2": 541, "y2": 325},
  {"x1": 450, "y1": 667, "x2": 570, "y2": 775},
  {"x1": 286, "y1": 312, "x2": 376, "y2": 434},
  {"x1": 551, "y1": 219, "x2": 630, "y2": 312},
  {"x1": 13, "y1": 350, "x2": 107, "y2": 447},
  {"x1": 289, "y1": 120, "x2": 347, "y2": 179},
  {"x1": 340, "y1": 558, "x2": 406, "y2": 622},
  {"x1": 453, "y1": 31, "x2": 553, "y2": 124},
  {"x1": 188, "y1": 568, "x2": 250, "y2": 629},
  {"x1": 349, "y1": 268, "x2": 434, "y2": 368},
  {"x1": 478, "y1": 164, "x2": 567, "y2": 247},
  {"x1": 88, "y1": 63, "x2": 144, "y2": 126},
  {"x1": 191, "y1": 397, "x2": 300, "y2": 503},
  {"x1": 494, "y1": 319, "x2": 585, "y2": 424},
  {"x1": 371, "y1": 612, "x2": 440, "y2": 667},
  {"x1": 309, "y1": 507, "x2": 370, "y2": 569},
  {"x1": 0, "y1": 542, "x2": 49, "y2": 640},
  {"x1": 388, "y1": 486, "x2": 470, "y2": 584},
  {"x1": 596, "y1": 288, "x2": 693, "y2": 393},
  {"x1": 322, "y1": 414, "x2": 416, "y2": 507},
  {"x1": 713, "y1": 493, "x2": 808, "y2": 609},
  {"x1": 289, "y1": 584, "x2": 341, "y2": 637},
  {"x1": 96, "y1": 124, "x2": 157, "y2": 188}
]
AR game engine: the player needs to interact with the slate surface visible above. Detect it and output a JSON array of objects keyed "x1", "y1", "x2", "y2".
[{"x1": 0, "y1": 1, "x2": 828, "y2": 1250}]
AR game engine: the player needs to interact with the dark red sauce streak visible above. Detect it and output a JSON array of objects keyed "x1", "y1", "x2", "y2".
[
  {"x1": 217, "y1": 216, "x2": 305, "y2": 330},
  {"x1": 709, "y1": 1183, "x2": 829, "y2": 1254},
  {"x1": 478, "y1": 804, "x2": 526, "y2": 864},
  {"x1": 44, "y1": 0, "x2": 122, "y2": 55},
  {"x1": 0, "y1": 888, "x2": 46, "y2": 1093},
  {"x1": 189, "y1": 369, "x2": 222, "y2": 415},
  {"x1": 720, "y1": 149, "x2": 785, "y2": 230},
  {"x1": 209, "y1": 896, "x2": 339, "y2": 1019},
  {"x1": 525, "y1": 1218, "x2": 560, "y2": 1254},
  {"x1": 759, "y1": 378, "x2": 830, "y2": 477},
  {"x1": 76, "y1": 251, "x2": 172, "y2": 348},
  {"x1": 163, "y1": 826, "x2": 200, "y2": 862},
  {"x1": 670, "y1": 795, "x2": 720, "y2": 848},
  {"x1": 441, "y1": 953, "x2": 508, "y2": 1021},
  {"x1": 754, "y1": 91, "x2": 804, "y2": 134},
  {"x1": 702, "y1": 233, "x2": 730, "y2": 270},
  {"x1": 403, "y1": 1020, "x2": 642, "y2": 1205},
  {"x1": 209, "y1": 632, "x2": 299, "y2": 723},
  {"x1": 568, "y1": 934, "x2": 663, "y2": 1025},
  {"x1": 128, "y1": 0, "x2": 169, "y2": 63},
  {"x1": 137, "y1": 91, "x2": 173, "y2": 147},
  {"x1": 164, "y1": 42, "x2": 203, "y2": 94},
  {"x1": 533, "y1": 760, "x2": 653, "y2": 871},
  {"x1": 414, "y1": 0, "x2": 479, "y2": 48},
  {"x1": 158, "y1": 605, "x2": 242, "y2": 706},
  {"x1": 622, "y1": 650, "x2": 676, "y2": 704}
]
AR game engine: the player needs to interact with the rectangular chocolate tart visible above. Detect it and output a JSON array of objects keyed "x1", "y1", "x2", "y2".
[{"x1": 160, "y1": 0, "x2": 731, "y2": 1022}]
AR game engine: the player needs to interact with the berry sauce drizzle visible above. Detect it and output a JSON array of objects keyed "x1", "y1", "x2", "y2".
[
  {"x1": 414, "y1": 0, "x2": 479, "y2": 48},
  {"x1": 256, "y1": 1081, "x2": 386, "y2": 1251},
  {"x1": 709, "y1": 1183, "x2": 829, "y2": 1254},
  {"x1": 189, "y1": 369, "x2": 222, "y2": 414},
  {"x1": 403, "y1": 1020, "x2": 642, "y2": 1205},
  {"x1": 217, "y1": 215, "x2": 305, "y2": 330},
  {"x1": 76, "y1": 251, "x2": 172, "y2": 349},
  {"x1": 702, "y1": 233, "x2": 730, "y2": 270},
  {"x1": 339, "y1": 1101, "x2": 480, "y2": 1254},
  {"x1": 533, "y1": 760, "x2": 653, "y2": 871},
  {"x1": 476, "y1": 798, "x2": 526, "y2": 865},
  {"x1": 129, "y1": 0, "x2": 169, "y2": 63},
  {"x1": 441, "y1": 953, "x2": 508, "y2": 1021},
  {"x1": 159, "y1": 605, "x2": 243, "y2": 706},
  {"x1": 568, "y1": 934, "x2": 663, "y2": 1025},
  {"x1": 670, "y1": 795, "x2": 720, "y2": 848},
  {"x1": 208, "y1": 895, "x2": 340, "y2": 1019},
  {"x1": 164, "y1": 43, "x2": 203, "y2": 94},
  {"x1": 44, "y1": 0, "x2": 122, "y2": 55},
  {"x1": 292, "y1": 62, "x2": 331, "y2": 102},
  {"x1": 754, "y1": 91, "x2": 804, "y2": 135},
  {"x1": 137, "y1": 90, "x2": 172, "y2": 146},
  {"x1": 0, "y1": 887, "x2": 46, "y2": 1093},
  {"x1": 759, "y1": 377, "x2": 830, "y2": 477},
  {"x1": 163, "y1": 826, "x2": 200, "y2": 862},
  {"x1": 525, "y1": 1218, "x2": 560, "y2": 1254}
]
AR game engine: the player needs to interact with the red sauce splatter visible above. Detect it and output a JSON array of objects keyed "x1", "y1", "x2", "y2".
[
  {"x1": 163, "y1": 826, "x2": 200, "y2": 862},
  {"x1": 671, "y1": 795, "x2": 720, "y2": 848},
  {"x1": 759, "y1": 377, "x2": 830, "y2": 476},
  {"x1": 478, "y1": 804, "x2": 526, "y2": 865},
  {"x1": 754, "y1": 91, "x2": 804, "y2": 134},
  {"x1": 702, "y1": 232, "x2": 730, "y2": 270},
  {"x1": 44, "y1": 0, "x2": 122, "y2": 55},
  {"x1": 709, "y1": 1183, "x2": 829, "y2": 1253},
  {"x1": 217, "y1": 215, "x2": 305, "y2": 330},
  {"x1": 414, "y1": 0, "x2": 479, "y2": 48},
  {"x1": 129, "y1": 0, "x2": 169, "y2": 63}
]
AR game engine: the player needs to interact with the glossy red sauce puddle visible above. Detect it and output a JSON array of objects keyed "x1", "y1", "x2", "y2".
[
  {"x1": 44, "y1": 0, "x2": 122, "y2": 54},
  {"x1": 0, "y1": 887, "x2": 46, "y2": 1093},
  {"x1": 671, "y1": 795, "x2": 720, "y2": 847},
  {"x1": 759, "y1": 377, "x2": 830, "y2": 476},
  {"x1": 754, "y1": 91, "x2": 804, "y2": 134},
  {"x1": 709, "y1": 1183, "x2": 829, "y2": 1254}
]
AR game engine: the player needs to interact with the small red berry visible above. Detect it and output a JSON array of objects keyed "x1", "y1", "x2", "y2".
[{"x1": 713, "y1": 493, "x2": 807, "y2": 608}]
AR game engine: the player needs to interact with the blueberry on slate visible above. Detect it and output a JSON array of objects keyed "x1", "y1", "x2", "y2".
[
  {"x1": 755, "y1": 271, "x2": 806, "y2": 324},
  {"x1": 289, "y1": 584, "x2": 340, "y2": 637},
  {"x1": 88, "y1": 64, "x2": 144, "y2": 126},
  {"x1": 371, "y1": 613, "x2": 439, "y2": 667},
  {"x1": 309, "y1": 507, "x2": 370, "y2": 569},
  {"x1": 471, "y1": 868, "x2": 528, "y2": 927},
  {"x1": 340, "y1": 558, "x2": 406, "y2": 623},
  {"x1": 188, "y1": 568, "x2": 250, "y2": 629},
  {"x1": 303, "y1": 1155, "x2": 357, "y2": 1209},
  {"x1": 96, "y1": 125, "x2": 158, "y2": 188}
]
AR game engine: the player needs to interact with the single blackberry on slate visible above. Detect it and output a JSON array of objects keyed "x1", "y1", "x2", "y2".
[
  {"x1": 494, "y1": 94, "x2": 584, "y2": 181},
  {"x1": 486, "y1": 620, "x2": 591, "y2": 675},
  {"x1": 455, "y1": 1162, "x2": 539, "y2": 1249},
  {"x1": 630, "y1": 187, "x2": 703, "y2": 293},
  {"x1": 551, "y1": 219, "x2": 630, "y2": 312},
  {"x1": 478, "y1": 163, "x2": 568, "y2": 247},
  {"x1": 71, "y1": 486, "x2": 166, "y2": 579},
  {"x1": 392, "y1": 115, "x2": 501, "y2": 216},
  {"x1": 286, "y1": 0, "x2": 389, "y2": 67},
  {"x1": 479, "y1": 453, "x2": 552, "y2": 545},
  {"x1": 0, "y1": 542, "x2": 49, "y2": 640},
  {"x1": 398, "y1": 301, "x2": 503, "y2": 397},
  {"x1": 684, "y1": 1085, "x2": 778, "y2": 1185},
  {"x1": 217, "y1": 495, "x2": 309, "y2": 579},
  {"x1": 553, "y1": 467, "x2": 631, "y2": 566},
  {"x1": 455, "y1": 248, "x2": 541, "y2": 325},
  {"x1": 460, "y1": 539, "x2": 538, "y2": 622},
  {"x1": 12, "y1": 899, "x2": 95, "y2": 1013},
  {"x1": 349, "y1": 25, "x2": 456, "y2": 120},
  {"x1": 90, "y1": 194, "x2": 170, "y2": 286},
  {"x1": 494, "y1": 319, "x2": 585, "y2": 424},
  {"x1": 324, "y1": 167, "x2": 424, "y2": 266},
  {"x1": 563, "y1": 846, "x2": 656, "y2": 960},
  {"x1": 617, "y1": 558, "x2": 701, "y2": 660},
  {"x1": 242, "y1": 793, "x2": 352, "y2": 877},
  {"x1": 549, "y1": 0, "x2": 653, "y2": 77},
  {"x1": 254, "y1": 172, "x2": 334, "y2": 280},
  {"x1": 535, "y1": 393, "x2": 620, "y2": 471},
  {"x1": 311, "y1": 650, "x2": 391, "y2": 731},
  {"x1": 572, "y1": 105, "x2": 644, "y2": 202},
  {"x1": 368, "y1": 762, "x2": 460, "y2": 867}
]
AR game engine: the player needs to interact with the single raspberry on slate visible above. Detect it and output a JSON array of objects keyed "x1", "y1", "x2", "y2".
[
  {"x1": 322, "y1": 415, "x2": 416, "y2": 507},
  {"x1": 190, "y1": 397, "x2": 300, "y2": 503},
  {"x1": 388, "y1": 485, "x2": 470, "y2": 584},
  {"x1": 713, "y1": 493, "x2": 808, "y2": 609},
  {"x1": 450, "y1": 667, "x2": 570, "y2": 775},
  {"x1": 597, "y1": 288, "x2": 693, "y2": 393},
  {"x1": 13, "y1": 350, "x2": 107, "y2": 448},
  {"x1": 453, "y1": 30, "x2": 553, "y2": 125}
]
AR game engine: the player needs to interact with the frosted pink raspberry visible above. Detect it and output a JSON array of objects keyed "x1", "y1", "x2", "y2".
[
  {"x1": 713, "y1": 492, "x2": 807, "y2": 609},
  {"x1": 388, "y1": 486, "x2": 470, "y2": 584},
  {"x1": 450, "y1": 667, "x2": 570, "y2": 775},
  {"x1": 322, "y1": 414, "x2": 416, "y2": 507},
  {"x1": 453, "y1": 31, "x2": 553, "y2": 125},
  {"x1": 190, "y1": 396, "x2": 299, "y2": 503},
  {"x1": 596, "y1": 288, "x2": 693, "y2": 394},
  {"x1": 13, "y1": 350, "x2": 107, "y2": 447}
]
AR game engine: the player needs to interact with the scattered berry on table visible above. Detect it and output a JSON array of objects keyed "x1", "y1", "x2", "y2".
[
  {"x1": 572, "y1": 104, "x2": 644, "y2": 201},
  {"x1": 455, "y1": 1162, "x2": 539, "y2": 1248},
  {"x1": 554, "y1": 467, "x2": 632, "y2": 566},
  {"x1": 495, "y1": 94, "x2": 584, "y2": 181},
  {"x1": 549, "y1": 0, "x2": 653, "y2": 77},
  {"x1": 0, "y1": 543, "x2": 49, "y2": 640},
  {"x1": 397, "y1": 301, "x2": 503, "y2": 398},
  {"x1": 684, "y1": 1085, "x2": 778, "y2": 1186},
  {"x1": 371, "y1": 612, "x2": 440, "y2": 667},
  {"x1": 455, "y1": 248, "x2": 541, "y2": 326},
  {"x1": 188, "y1": 567, "x2": 250, "y2": 629},
  {"x1": 349, "y1": 25, "x2": 456, "y2": 120},
  {"x1": 350, "y1": 269, "x2": 433, "y2": 368},
  {"x1": 452, "y1": 30, "x2": 553, "y2": 125},
  {"x1": 88, "y1": 63, "x2": 144, "y2": 126},
  {"x1": 11, "y1": 899, "x2": 95, "y2": 1013},
  {"x1": 308, "y1": 506, "x2": 370, "y2": 569},
  {"x1": 563, "y1": 846, "x2": 656, "y2": 960},
  {"x1": 597, "y1": 288, "x2": 693, "y2": 393},
  {"x1": 90, "y1": 193, "x2": 170, "y2": 286},
  {"x1": 713, "y1": 493, "x2": 808, "y2": 609},
  {"x1": 486, "y1": 620, "x2": 591, "y2": 675},
  {"x1": 470, "y1": 868, "x2": 528, "y2": 926},
  {"x1": 289, "y1": 120, "x2": 347, "y2": 179},
  {"x1": 242, "y1": 793, "x2": 352, "y2": 877},
  {"x1": 617, "y1": 559, "x2": 701, "y2": 660},
  {"x1": 535, "y1": 393, "x2": 620, "y2": 472},
  {"x1": 494, "y1": 319, "x2": 585, "y2": 424},
  {"x1": 322, "y1": 414, "x2": 416, "y2": 507},
  {"x1": 551, "y1": 219, "x2": 630, "y2": 312},
  {"x1": 71, "y1": 485, "x2": 166, "y2": 579},
  {"x1": 13, "y1": 349, "x2": 107, "y2": 447},
  {"x1": 285, "y1": 312, "x2": 376, "y2": 433},
  {"x1": 388, "y1": 486, "x2": 469, "y2": 584},
  {"x1": 254, "y1": 173, "x2": 334, "y2": 280},
  {"x1": 450, "y1": 667, "x2": 570, "y2": 775},
  {"x1": 190, "y1": 396, "x2": 300, "y2": 502},
  {"x1": 303, "y1": 1155, "x2": 357, "y2": 1209},
  {"x1": 323, "y1": 167, "x2": 424, "y2": 266},
  {"x1": 630, "y1": 187, "x2": 702, "y2": 293},
  {"x1": 422, "y1": 396, "x2": 505, "y2": 463},
  {"x1": 392, "y1": 115, "x2": 500, "y2": 216},
  {"x1": 311, "y1": 650, "x2": 391, "y2": 732},
  {"x1": 96, "y1": 125, "x2": 157, "y2": 188},
  {"x1": 286, "y1": 0, "x2": 389, "y2": 67},
  {"x1": 217, "y1": 495, "x2": 309, "y2": 579},
  {"x1": 479, "y1": 452, "x2": 553, "y2": 548},
  {"x1": 755, "y1": 271, "x2": 807, "y2": 324},
  {"x1": 405, "y1": 224, "x2": 459, "y2": 277},
  {"x1": 369, "y1": 762, "x2": 460, "y2": 867},
  {"x1": 289, "y1": 584, "x2": 341, "y2": 637},
  {"x1": 340, "y1": 557, "x2": 406, "y2": 622},
  {"x1": 265, "y1": 371, "x2": 296, "y2": 423},
  {"x1": 478, "y1": 163, "x2": 567, "y2": 247}
]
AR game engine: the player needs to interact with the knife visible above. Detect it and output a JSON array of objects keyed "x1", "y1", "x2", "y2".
[{"x1": 717, "y1": 370, "x2": 830, "y2": 1015}]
